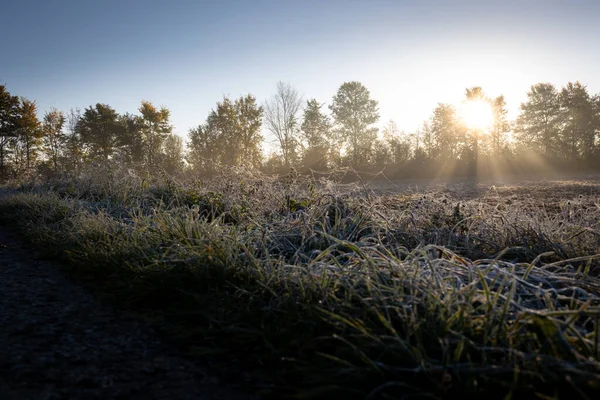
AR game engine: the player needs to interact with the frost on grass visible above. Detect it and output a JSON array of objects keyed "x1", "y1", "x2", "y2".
[{"x1": 1, "y1": 164, "x2": 600, "y2": 398}]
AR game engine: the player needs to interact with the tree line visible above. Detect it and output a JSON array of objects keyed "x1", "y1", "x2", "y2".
[{"x1": 1, "y1": 79, "x2": 599, "y2": 180}]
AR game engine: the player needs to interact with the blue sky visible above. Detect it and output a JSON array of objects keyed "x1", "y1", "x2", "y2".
[{"x1": 1, "y1": 0, "x2": 599, "y2": 152}]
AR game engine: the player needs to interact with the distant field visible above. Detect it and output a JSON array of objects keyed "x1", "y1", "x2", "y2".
[
  {"x1": 1, "y1": 167, "x2": 599, "y2": 399},
  {"x1": 365, "y1": 171, "x2": 600, "y2": 197}
]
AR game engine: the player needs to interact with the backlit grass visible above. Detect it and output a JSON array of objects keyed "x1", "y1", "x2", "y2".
[{"x1": 1, "y1": 163, "x2": 599, "y2": 399}]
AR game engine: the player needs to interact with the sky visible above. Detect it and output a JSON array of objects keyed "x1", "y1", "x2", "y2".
[{"x1": 1, "y1": 0, "x2": 599, "y2": 153}]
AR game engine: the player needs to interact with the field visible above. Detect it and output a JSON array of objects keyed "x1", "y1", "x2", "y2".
[{"x1": 1, "y1": 165, "x2": 600, "y2": 399}]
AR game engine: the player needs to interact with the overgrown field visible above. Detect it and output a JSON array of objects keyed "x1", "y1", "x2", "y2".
[{"x1": 1, "y1": 165, "x2": 600, "y2": 399}]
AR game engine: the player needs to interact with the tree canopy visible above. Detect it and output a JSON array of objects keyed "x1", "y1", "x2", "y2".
[
  {"x1": 0, "y1": 78, "x2": 599, "y2": 181},
  {"x1": 329, "y1": 81, "x2": 380, "y2": 168}
]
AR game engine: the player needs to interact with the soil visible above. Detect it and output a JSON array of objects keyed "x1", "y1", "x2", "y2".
[{"x1": 0, "y1": 225, "x2": 258, "y2": 400}]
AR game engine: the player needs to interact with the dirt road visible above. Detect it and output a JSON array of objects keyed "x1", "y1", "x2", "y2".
[{"x1": 0, "y1": 226, "x2": 257, "y2": 400}]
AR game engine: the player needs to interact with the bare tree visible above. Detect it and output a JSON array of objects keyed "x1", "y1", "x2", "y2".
[
  {"x1": 264, "y1": 81, "x2": 303, "y2": 168},
  {"x1": 64, "y1": 107, "x2": 83, "y2": 173},
  {"x1": 42, "y1": 108, "x2": 65, "y2": 173}
]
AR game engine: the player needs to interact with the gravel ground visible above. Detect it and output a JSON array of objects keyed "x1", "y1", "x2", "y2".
[{"x1": 0, "y1": 226, "x2": 257, "y2": 400}]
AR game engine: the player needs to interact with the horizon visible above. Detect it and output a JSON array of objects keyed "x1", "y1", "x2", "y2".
[{"x1": 2, "y1": 0, "x2": 599, "y2": 154}]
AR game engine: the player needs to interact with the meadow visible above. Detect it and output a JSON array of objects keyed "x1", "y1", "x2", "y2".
[{"x1": 1, "y1": 164, "x2": 599, "y2": 399}]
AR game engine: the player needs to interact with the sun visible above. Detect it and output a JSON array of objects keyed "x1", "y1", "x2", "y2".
[{"x1": 459, "y1": 99, "x2": 494, "y2": 131}]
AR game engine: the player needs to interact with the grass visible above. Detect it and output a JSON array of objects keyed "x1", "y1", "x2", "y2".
[{"x1": 1, "y1": 163, "x2": 600, "y2": 399}]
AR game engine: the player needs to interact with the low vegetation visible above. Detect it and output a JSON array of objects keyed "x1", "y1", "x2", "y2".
[{"x1": 1, "y1": 164, "x2": 600, "y2": 399}]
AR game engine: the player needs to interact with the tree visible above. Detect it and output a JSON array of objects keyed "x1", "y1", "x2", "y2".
[
  {"x1": 420, "y1": 120, "x2": 435, "y2": 160},
  {"x1": 300, "y1": 99, "x2": 331, "y2": 169},
  {"x1": 263, "y1": 151, "x2": 285, "y2": 173},
  {"x1": 138, "y1": 101, "x2": 172, "y2": 169},
  {"x1": 187, "y1": 119, "x2": 221, "y2": 176},
  {"x1": 76, "y1": 104, "x2": 123, "y2": 161},
  {"x1": 514, "y1": 83, "x2": 562, "y2": 157},
  {"x1": 264, "y1": 81, "x2": 303, "y2": 168},
  {"x1": 161, "y1": 134, "x2": 184, "y2": 175},
  {"x1": 42, "y1": 108, "x2": 66, "y2": 172},
  {"x1": 234, "y1": 94, "x2": 264, "y2": 168},
  {"x1": 0, "y1": 84, "x2": 20, "y2": 176},
  {"x1": 593, "y1": 94, "x2": 600, "y2": 155},
  {"x1": 465, "y1": 87, "x2": 485, "y2": 101},
  {"x1": 329, "y1": 81, "x2": 379, "y2": 168},
  {"x1": 559, "y1": 81, "x2": 596, "y2": 160},
  {"x1": 463, "y1": 87, "x2": 487, "y2": 161},
  {"x1": 15, "y1": 98, "x2": 43, "y2": 171},
  {"x1": 383, "y1": 121, "x2": 411, "y2": 164},
  {"x1": 118, "y1": 112, "x2": 144, "y2": 164},
  {"x1": 430, "y1": 103, "x2": 462, "y2": 160},
  {"x1": 490, "y1": 95, "x2": 510, "y2": 154},
  {"x1": 63, "y1": 107, "x2": 83, "y2": 174},
  {"x1": 371, "y1": 138, "x2": 390, "y2": 168},
  {"x1": 189, "y1": 94, "x2": 263, "y2": 171}
]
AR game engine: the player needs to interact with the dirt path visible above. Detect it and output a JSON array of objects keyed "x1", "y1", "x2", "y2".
[{"x1": 0, "y1": 226, "x2": 257, "y2": 400}]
